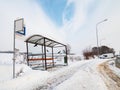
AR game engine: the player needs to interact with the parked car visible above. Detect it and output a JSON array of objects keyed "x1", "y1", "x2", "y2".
[{"x1": 99, "y1": 53, "x2": 114, "y2": 59}]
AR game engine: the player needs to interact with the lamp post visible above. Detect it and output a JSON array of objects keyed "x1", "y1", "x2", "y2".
[{"x1": 96, "y1": 19, "x2": 107, "y2": 57}]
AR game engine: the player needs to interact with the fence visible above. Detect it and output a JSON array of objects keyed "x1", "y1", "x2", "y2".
[{"x1": 115, "y1": 56, "x2": 120, "y2": 68}]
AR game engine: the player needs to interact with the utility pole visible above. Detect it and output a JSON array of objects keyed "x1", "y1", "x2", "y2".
[{"x1": 96, "y1": 19, "x2": 107, "y2": 57}]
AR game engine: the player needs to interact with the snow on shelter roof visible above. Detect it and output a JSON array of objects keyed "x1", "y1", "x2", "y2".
[{"x1": 25, "y1": 34, "x2": 66, "y2": 47}]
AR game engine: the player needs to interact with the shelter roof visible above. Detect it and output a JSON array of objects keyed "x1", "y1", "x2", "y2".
[{"x1": 25, "y1": 34, "x2": 66, "y2": 47}]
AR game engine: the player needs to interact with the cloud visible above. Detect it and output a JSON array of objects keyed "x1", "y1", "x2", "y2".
[
  {"x1": 93, "y1": 0, "x2": 120, "y2": 52},
  {"x1": 1, "y1": 0, "x2": 120, "y2": 54},
  {"x1": 0, "y1": 0, "x2": 66, "y2": 51},
  {"x1": 62, "y1": 0, "x2": 86, "y2": 33},
  {"x1": 61, "y1": 0, "x2": 120, "y2": 54},
  {"x1": 61, "y1": 0, "x2": 97, "y2": 53}
]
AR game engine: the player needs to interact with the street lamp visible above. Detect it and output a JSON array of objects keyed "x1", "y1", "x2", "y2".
[{"x1": 96, "y1": 19, "x2": 107, "y2": 57}]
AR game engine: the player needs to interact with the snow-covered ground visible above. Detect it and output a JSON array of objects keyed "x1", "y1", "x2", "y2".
[
  {"x1": 0, "y1": 54, "x2": 120, "y2": 90},
  {"x1": 54, "y1": 59, "x2": 108, "y2": 90},
  {"x1": 97, "y1": 59, "x2": 120, "y2": 90},
  {"x1": 108, "y1": 60, "x2": 120, "y2": 77}
]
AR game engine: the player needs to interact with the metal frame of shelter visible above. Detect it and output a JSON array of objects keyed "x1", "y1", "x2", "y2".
[{"x1": 25, "y1": 34, "x2": 68, "y2": 70}]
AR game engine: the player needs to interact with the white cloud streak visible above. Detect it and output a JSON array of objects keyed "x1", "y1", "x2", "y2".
[
  {"x1": 0, "y1": 0, "x2": 120, "y2": 54},
  {"x1": 61, "y1": 0, "x2": 120, "y2": 54},
  {"x1": 0, "y1": 0, "x2": 66, "y2": 51}
]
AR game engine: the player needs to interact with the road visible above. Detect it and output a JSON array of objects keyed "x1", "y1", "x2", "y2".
[
  {"x1": 1, "y1": 59, "x2": 119, "y2": 90},
  {"x1": 34, "y1": 59, "x2": 114, "y2": 90}
]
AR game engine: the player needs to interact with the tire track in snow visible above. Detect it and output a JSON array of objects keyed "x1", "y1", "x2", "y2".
[
  {"x1": 34, "y1": 60, "x2": 107, "y2": 90},
  {"x1": 98, "y1": 61, "x2": 120, "y2": 90},
  {"x1": 33, "y1": 61, "x2": 91, "y2": 90}
]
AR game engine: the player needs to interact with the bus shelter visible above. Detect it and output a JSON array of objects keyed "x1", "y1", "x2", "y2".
[{"x1": 25, "y1": 34, "x2": 68, "y2": 70}]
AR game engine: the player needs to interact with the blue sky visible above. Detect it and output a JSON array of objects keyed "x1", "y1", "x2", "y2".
[
  {"x1": 38, "y1": 0, "x2": 74, "y2": 26},
  {"x1": 0, "y1": 0, "x2": 120, "y2": 54}
]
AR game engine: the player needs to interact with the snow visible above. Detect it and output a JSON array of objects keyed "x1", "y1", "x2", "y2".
[
  {"x1": 0, "y1": 54, "x2": 120, "y2": 90},
  {"x1": 54, "y1": 70, "x2": 106, "y2": 90},
  {"x1": 108, "y1": 60, "x2": 120, "y2": 77},
  {"x1": 54, "y1": 59, "x2": 108, "y2": 90},
  {"x1": 0, "y1": 64, "x2": 50, "y2": 90},
  {"x1": 0, "y1": 54, "x2": 13, "y2": 64}
]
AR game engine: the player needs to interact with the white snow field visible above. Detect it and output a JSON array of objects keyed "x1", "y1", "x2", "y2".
[{"x1": 0, "y1": 54, "x2": 120, "y2": 90}]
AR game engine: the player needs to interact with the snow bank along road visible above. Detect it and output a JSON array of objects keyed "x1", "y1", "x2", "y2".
[
  {"x1": 98, "y1": 60, "x2": 120, "y2": 90},
  {"x1": 0, "y1": 59, "x2": 119, "y2": 90}
]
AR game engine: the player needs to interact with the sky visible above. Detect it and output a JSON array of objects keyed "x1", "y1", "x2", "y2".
[{"x1": 0, "y1": 0, "x2": 120, "y2": 54}]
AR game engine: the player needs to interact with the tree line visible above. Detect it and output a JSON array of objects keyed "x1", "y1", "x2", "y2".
[{"x1": 83, "y1": 45, "x2": 115, "y2": 59}]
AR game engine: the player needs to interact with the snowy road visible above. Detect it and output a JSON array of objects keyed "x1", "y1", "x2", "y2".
[
  {"x1": 53, "y1": 60, "x2": 107, "y2": 90},
  {"x1": 33, "y1": 59, "x2": 108, "y2": 90},
  {"x1": 0, "y1": 59, "x2": 120, "y2": 90}
]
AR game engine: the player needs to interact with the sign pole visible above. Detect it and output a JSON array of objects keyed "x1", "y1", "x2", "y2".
[
  {"x1": 13, "y1": 20, "x2": 16, "y2": 78},
  {"x1": 13, "y1": 18, "x2": 25, "y2": 78}
]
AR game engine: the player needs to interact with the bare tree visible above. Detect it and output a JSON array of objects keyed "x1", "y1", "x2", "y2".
[{"x1": 83, "y1": 47, "x2": 94, "y2": 60}]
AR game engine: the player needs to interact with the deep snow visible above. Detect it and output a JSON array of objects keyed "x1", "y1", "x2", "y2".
[{"x1": 0, "y1": 54, "x2": 120, "y2": 90}]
